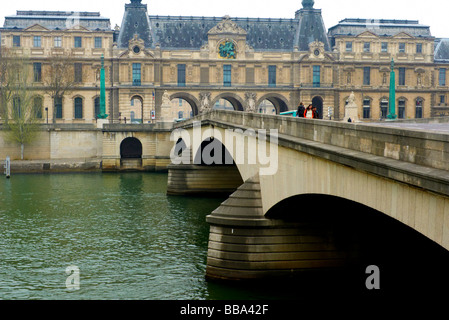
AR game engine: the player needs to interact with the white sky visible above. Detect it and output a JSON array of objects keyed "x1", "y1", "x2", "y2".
[{"x1": 1, "y1": 0, "x2": 448, "y2": 38}]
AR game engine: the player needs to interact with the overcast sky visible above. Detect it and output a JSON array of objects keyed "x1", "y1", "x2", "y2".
[{"x1": 1, "y1": 0, "x2": 448, "y2": 38}]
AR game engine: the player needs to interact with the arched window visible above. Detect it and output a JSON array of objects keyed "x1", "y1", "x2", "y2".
[
  {"x1": 33, "y1": 97, "x2": 43, "y2": 119},
  {"x1": 415, "y1": 98, "x2": 423, "y2": 119},
  {"x1": 74, "y1": 97, "x2": 83, "y2": 119}
]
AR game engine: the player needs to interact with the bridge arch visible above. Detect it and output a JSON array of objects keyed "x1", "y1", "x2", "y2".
[
  {"x1": 211, "y1": 93, "x2": 245, "y2": 111},
  {"x1": 256, "y1": 93, "x2": 289, "y2": 114},
  {"x1": 170, "y1": 92, "x2": 200, "y2": 116}
]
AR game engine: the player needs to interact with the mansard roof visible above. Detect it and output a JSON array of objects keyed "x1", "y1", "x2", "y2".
[
  {"x1": 148, "y1": 16, "x2": 299, "y2": 51},
  {"x1": 117, "y1": 0, "x2": 331, "y2": 52},
  {"x1": 328, "y1": 18, "x2": 432, "y2": 38},
  {"x1": 3, "y1": 10, "x2": 111, "y2": 31}
]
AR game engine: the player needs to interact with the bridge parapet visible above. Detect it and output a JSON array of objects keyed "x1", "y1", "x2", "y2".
[{"x1": 176, "y1": 111, "x2": 449, "y2": 172}]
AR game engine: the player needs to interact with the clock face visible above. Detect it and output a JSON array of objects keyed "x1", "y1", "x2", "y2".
[
  {"x1": 133, "y1": 46, "x2": 141, "y2": 54},
  {"x1": 314, "y1": 49, "x2": 320, "y2": 56}
]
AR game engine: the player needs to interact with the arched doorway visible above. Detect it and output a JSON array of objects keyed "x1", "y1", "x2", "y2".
[
  {"x1": 120, "y1": 137, "x2": 143, "y2": 171},
  {"x1": 120, "y1": 137, "x2": 143, "y2": 159},
  {"x1": 129, "y1": 95, "x2": 144, "y2": 124},
  {"x1": 312, "y1": 96, "x2": 324, "y2": 119}
]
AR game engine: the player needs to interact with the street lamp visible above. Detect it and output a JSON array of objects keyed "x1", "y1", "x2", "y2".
[
  {"x1": 387, "y1": 58, "x2": 397, "y2": 120},
  {"x1": 45, "y1": 107, "x2": 48, "y2": 124}
]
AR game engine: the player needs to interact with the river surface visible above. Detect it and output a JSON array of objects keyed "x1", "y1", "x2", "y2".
[
  {"x1": 0, "y1": 172, "x2": 307, "y2": 300},
  {"x1": 1, "y1": 172, "x2": 449, "y2": 301}
]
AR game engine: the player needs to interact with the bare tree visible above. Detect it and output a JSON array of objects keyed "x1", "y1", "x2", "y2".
[
  {"x1": 2, "y1": 53, "x2": 39, "y2": 160},
  {"x1": 0, "y1": 47, "x2": 18, "y2": 124},
  {"x1": 42, "y1": 53, "x2": 77, "y2": 123}
]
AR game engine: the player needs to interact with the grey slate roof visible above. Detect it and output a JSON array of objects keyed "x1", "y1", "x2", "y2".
[
  {"x1": 148, "y1": 16, "x2": 298, "y2": 51},
  {"x1": 328, "y1": 18, "x2": 432, "y2": 38},
  {"x1": 117, "y1": 0, "x2": 330, "y2": 52},
  {"x1": 3, "y1": 11, "x2": 111, "y2": 31}
]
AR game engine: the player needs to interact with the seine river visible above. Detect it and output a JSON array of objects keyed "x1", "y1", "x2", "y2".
[
  {"x1": 0, "y1": 172, "x2": 305, "y2": 300},
  {"x1": 2, "y1": 172, "x2": 449, "y2": 301}
]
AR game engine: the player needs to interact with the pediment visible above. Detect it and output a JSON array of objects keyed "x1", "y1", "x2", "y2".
[
  {"x1": 356, "y1": 31, "x2": 379, "y2": 38},
  {"x1": 393, "y1": 32, "x2": 414, "y2": 39},
  {"x1": 65, "y1": 25, "x2": 91, "y2": 32},
  {"x1": 24, "y1": 24, "x2": 50, "y2": 32},
  {"x1": 208, "y1": 16, "x2": 247, "y2": 36}
]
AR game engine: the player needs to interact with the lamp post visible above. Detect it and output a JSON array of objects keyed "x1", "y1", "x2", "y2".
[
  {"x1": 387, "y1": 58, "x2": 397, "y2": 120},
  {"x1": 97, "y1": 54, "x2": 108, "y2": 120}
]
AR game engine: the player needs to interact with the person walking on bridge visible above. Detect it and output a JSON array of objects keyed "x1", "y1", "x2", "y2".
[
  {"x1": 297, "y1": 102, "x2": 305, "y2": 118},
  {"x1": 305, "y1": 104, "x2": 314, "y2": 118}
]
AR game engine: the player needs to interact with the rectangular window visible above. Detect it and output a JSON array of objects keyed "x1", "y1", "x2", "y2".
[
  {"x1": 416, "y1": 43, "x2": 423, "y2": 54},
  {"x1": 13, "y1": 36, "x2": 21, "y2": 47},
  {"x1": 132, "y1": 63, "x2": 141, "y2": 86},
  {"x1": 74, "y1": 63, "x2": 83, "y2": 83},
  {"x1": 54, "y1": 36, "x2": 62, "y2": 48},
  {"x1": 74, "y1": 36, "x2": 82, "y2": 48},
  {"x1": 268, "y1": 65, "x2": 276, "y2": 87},
  {"x1": 313, "y1": 65, "x2": 321, "y2": 88},
  {"x1": 55, "y1": 96, "x2": 63, "y2": 119},
  {"x1": 363, "y1": 42, "x2": 370, "y2": 52},
  {"x1": 398, "y1": 99, "x2": 406, "y2": 119},
  {"x1": 380, "y1": 100, "x2": 388, "y2": 119},
  {"x1": 440, "y1": 95, "x2": 445, "y2": 104},
  {"x1": 223, "y1": 65, "x2": 232, "y2": 87},
  {"x1": 399, "y1": 67, "x2": 406, "y2": 86},
  {"x1": 415, "y1": 99, "x2": 423, "y2": 118},
  {"x1": 345, "y1": 42, "x2": 353, "y2": 52},
  {"x1": 177, "y1": 64, "x2": 186, "y2": 87},
  {"x1": 363, "y1": 67, "x2": 371, "y2": 85},
  {"x1": 33, "y1": 63, "x2": 42, "y2": 82},
  {"x1": 74, "y1": 98, "x2": 83, "y2": 119},
  {"x1": 94, "y1": 37, "x2": 102, "y2": 48},
  {"x1": 381, "y1": 42, "x2": 388, "y2": 53},
  {"x1": 363, "y1": 98, "x2": 371, "y2": 119},
  {"x1": 439, "y1": 68, "x2": 446, "y2": 86},
  {"x1": 34, "y1": 36, "x2": 41, "y2": 48},
  {"x1": 399, "y1": 43, "x2": 406, "y2": 53}
]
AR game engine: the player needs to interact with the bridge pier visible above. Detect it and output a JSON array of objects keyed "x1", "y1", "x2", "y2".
[
  {"x1": 205, "y1": 175, "x2": 358, "y2": 281},
  {"x1": 167, "y1": 164, "x2": 244, "y2": 196}
]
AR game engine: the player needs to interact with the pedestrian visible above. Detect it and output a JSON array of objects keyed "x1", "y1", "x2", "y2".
[
  {"x1": 297, "y1": 102, "x2": 305, "y2": 118},
  {"x1": 304, "y1": 105, "x2": 314, "y2": 118},
  {"x1": 312, "y1": 106, "x2": 320, "y2": 119}
]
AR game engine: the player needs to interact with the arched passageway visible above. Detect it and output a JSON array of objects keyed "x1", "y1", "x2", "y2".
[
  {"x1": 170, "y1": 93, "x2": 199, "y2": 117},
  {"x1": 257, "y1": 95, "x2": 289, "y2": 114},
  {"x1": 312, "y1": 96, "x2": 324, "y2": 119},
  {"x1": 120, "y1": 137, "x2": 143, "y2": 159}
]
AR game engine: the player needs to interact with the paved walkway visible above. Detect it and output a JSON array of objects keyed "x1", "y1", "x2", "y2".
[{"x1": 361, "y1": 121, "x2": 449, "y2": 134}]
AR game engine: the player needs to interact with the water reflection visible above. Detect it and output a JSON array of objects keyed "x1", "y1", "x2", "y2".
[{"x1": 0, "y1": 173, "x2": 220, "y2": 300}]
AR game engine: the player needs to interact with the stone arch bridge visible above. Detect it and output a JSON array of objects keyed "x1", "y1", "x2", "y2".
[{"x1": 167, "y1": 110, "x2": 449, "y2": 280}]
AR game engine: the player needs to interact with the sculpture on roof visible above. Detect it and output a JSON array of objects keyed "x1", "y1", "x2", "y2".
[{"x1": 302, "y1": 0, "x2": 314, "y2": 9}]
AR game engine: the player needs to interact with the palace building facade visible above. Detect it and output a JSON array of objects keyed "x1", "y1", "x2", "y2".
[{"x1": 1, "y1": 0, "x2": 449, "y2": 124}]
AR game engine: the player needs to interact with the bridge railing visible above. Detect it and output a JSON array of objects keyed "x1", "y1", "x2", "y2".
[{"x1": 177, "y1": 110, "x2": 449, "y2": 172}]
